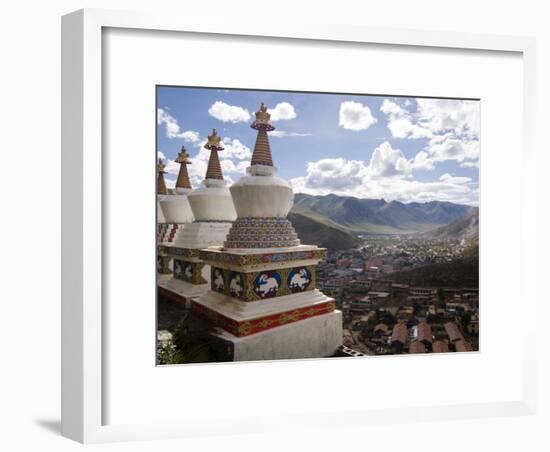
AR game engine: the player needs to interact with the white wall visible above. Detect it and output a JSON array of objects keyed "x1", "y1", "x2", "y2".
[{"x1": 0, "y1": 1, "x2": 548, "y2": 451}]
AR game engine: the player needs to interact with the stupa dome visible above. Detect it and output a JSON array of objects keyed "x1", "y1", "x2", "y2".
[
  {"x1": 187, "y1": 129, "x2": 237, "y2": 222},
  {"x1": 159, "y1": 147, "x2": 195, "y2": 223},
  {"x1": 230, "y1": 103, "x2": 293, "y2": 218}
]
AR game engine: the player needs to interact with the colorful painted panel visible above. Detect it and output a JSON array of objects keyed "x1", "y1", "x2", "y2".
[
  {"x1": 157, "y1": 254, "x2": 171, "y2": 274},
  {"x1": 174, "y1": 259, "x2": 193, "y2": 283},
  {"x1": 228, "y1": 272, "x2": 245, "y2": 298},
  {"x1": 210, "y1": 265, "x2": 316, "y2": 301},
  {"x1": 252, "y1": 271, "x2": 282, "y2": 299},
  {"x1": 211, "y1": 267, "x2": 226, "y2": 293},
  {"x1": 288, "y1": 267, "x2": 312, "y2": 293}
]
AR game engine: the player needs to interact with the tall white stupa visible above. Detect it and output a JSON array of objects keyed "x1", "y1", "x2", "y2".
[
  {"x1": 157, "y1": 148, "x2": 195, "y2": 278},
  {"x1": 159, "y1": 146, "x2": 195, "y2": 226},
  {"x1": 156, "y1": 158, "x2": 172, "y2": 275},
  {"x1": 158, "y1": 129, "x2": 237, "y2": 304},
  {"x1": 193, "y1": 104, "x2": 343, "y2": 361}
]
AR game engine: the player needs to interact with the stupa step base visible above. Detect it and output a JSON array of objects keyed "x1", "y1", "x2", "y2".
[
  {"x1": 158, "y1": 277, "x2": 209, "y2": 308},
  {"x1": 191, "y1": 293, "x2": 337, "y2": 337},
  {"x1": 173, "y1": 221, "x2": 233, "y2": 250},
  {"x1": 157, "y1": 223, "x2": 183, "y2": 244},
  {"x1": 213, "y1": 311, "x2": 343, "y2": 362},
  {"x1": 194, "y1": 288, "x2": 332, "y2": 323}
]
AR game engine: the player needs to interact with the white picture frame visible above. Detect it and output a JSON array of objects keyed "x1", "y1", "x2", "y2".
[{"x1": 62, "y1": 8, "x2": 537, "y2": 443}]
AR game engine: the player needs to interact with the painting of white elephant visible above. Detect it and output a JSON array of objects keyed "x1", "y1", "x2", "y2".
[{"x1": 253, "y1": 271, "x2": 282, "y2": 299}]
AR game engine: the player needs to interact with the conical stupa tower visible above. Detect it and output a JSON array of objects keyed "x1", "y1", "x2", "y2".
[
  {"x1": 193, "y1": 104, "x2": 343, "y2": 361},
  {"x1": 175, "y1": 146, "x2": 193, "y2": 191},
  {"x1": 158, "y1": 130, "x2": 237, "y2": 304},
  {"x1": 156, "y1": 157, "x2": 167, "y2": 224},
  {"x1": 156, "y1": 158, "x2": 173, "y2": 275}
]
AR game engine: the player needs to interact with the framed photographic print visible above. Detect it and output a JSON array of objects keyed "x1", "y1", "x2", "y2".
[{"x1": 62, "y1": 8, "x2": 537, "y2": 443}]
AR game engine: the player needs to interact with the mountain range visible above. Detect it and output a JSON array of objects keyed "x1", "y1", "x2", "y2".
[
  {"x1": 291, "y1": 193, "x2": 477, "y2": 236},
  {"x1": 421, "y1": 207, "x2": 479, "y2": 240}
]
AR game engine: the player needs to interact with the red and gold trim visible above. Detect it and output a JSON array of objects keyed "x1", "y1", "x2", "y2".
[{"x1": 191, "y1": 300, "x2": 336, "y2": 337}]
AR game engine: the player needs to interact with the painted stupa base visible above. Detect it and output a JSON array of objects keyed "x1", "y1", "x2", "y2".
[
  {"x1": 157, "y1": 265, "x2": 210, "y2": 308},
  {"x1": 158, "y1": 249, "x2": 210, "y2": 307},
  {"x1": 191, "y1": 290, "x2": 342, "y2": 360},
  {"x1": 192, "y1": 244, "x2": 342, "y2": 360},
  {"x1": 160, "y1": 221, "x2": 233, "y2": 305},
  {"x1": 200, "y1": 245, "x2": 325, "y2": 301},
  {"x1": 156, "y1": 250, "x2": 173, "y2": 275},
  {"x1": 223, "y1": 217, "x2": 300, "y2": 248}
]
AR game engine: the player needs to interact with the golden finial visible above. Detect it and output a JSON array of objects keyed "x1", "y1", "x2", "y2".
[
  {"x1": 175, "y1": 146, "x2": 192, "y2": 165},
  {"x1": 255, "y1": 102, "x2": 270, "y2": 122},
  {"x1": 251, "y1": 102, "x2": 275, "y2": 131},
  {"x1": 204, "y1": 128, "x2": 224, "y2": 151}
]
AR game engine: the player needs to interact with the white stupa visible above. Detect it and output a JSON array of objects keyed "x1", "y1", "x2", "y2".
[
  {"x1": 193, "y1": 104, "x2": 343, "y2": 361},
  {"x1": 158, "y1": 129, "x2": 237, "y2": 304},
  {"x1": 156, "y1": 158, "x2": 172, "y2": 275},
  {"x1": 159, "y1": 146, "x2": 195, "y2": 225}
]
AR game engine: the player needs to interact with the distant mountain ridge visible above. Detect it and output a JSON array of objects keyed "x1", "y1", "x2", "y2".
[
  {"x1": 291, "y1": 193, "x2": 475, "y2": 235},
  {"x1": 421, "y1": 207, "x2": 479, "y2": 240}
]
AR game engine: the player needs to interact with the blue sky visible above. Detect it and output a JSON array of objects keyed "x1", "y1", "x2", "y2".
[{"x1": 157, "y1": 86, "x2": 480, "y2": 205}]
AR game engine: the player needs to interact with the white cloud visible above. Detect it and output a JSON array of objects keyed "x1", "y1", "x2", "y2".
[
  {"x1": 268, "y1": 102, "x2": 297, "y2": 121},
  {"x1": 426, "y1": 134, "x2": 479, "y2": 164},
  {"x1": 222, "y1": 137, "x2": 252, "y2": 160},
  {"x1": 460, "y1": 160, "x2": 480, "y2": 168},
  {"x1": 290, "y1": 141, "x2": 478, "y2": 205},
  {"x1": 177, "y1": 130, "x2": 200, "y2": 142},
  {"x1": 339, "y1": 101, "x2": 377, "y2": 131},
  {"x1": 380, "y1": 98, "x2": 480, "y2": 170},
  {"x1": 157, "y1": 108, "x2": 200, "y2": 142},
  {"x1": 301, "y1": 158, "x2": 368, "y2": 191},
  {"x1": 157, "y1": 151, "x2": 166, "y2": 160},
  {"x1": 416, "y1": 98, "x2": 480, "y2": 137},
  {"x1": 380, "y1": 99, "x2": 432, "y2": 139},
  {"x1": 410, "y1": 150, "x2": 435, "y2": 171},
  {"x1": 439, "y1": 173, "x2": 472, "y2": 184},
  {"x1": 208, "y1": 101, "x2": 251, "y2": 123},
  {"x1": 368, "y1": 142, "x2": 411, "y2": 178},
  {"x1": 270, "y1": 130, "x2": 312, "y2": 138}
]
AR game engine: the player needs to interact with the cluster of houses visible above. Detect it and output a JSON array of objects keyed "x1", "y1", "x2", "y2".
[
  {"x1": 344, "y1": 318, "x2": 475, "y2": 355},
  {"x1": 339, "y1": 280, "x2": 479, "y2": 355}
]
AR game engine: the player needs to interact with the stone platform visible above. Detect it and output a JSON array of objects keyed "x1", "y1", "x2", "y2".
[
  {"x1": 157, "y1": 277, "x2": 209, "y2": 308},
  {"x1": 213, "y1": 310, "x2": 342, "y2": 362},
  {"x1": 192, "y1": 289, "x2": 336, "y2": 336}
]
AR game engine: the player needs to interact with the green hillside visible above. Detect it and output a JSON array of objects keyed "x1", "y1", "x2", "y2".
[
  {"x1": 388, "y1": 244, "x2": 479, "y2": 287},
  {"x1": 288, "y1": 211, "x2": 360, "y2": 250}
]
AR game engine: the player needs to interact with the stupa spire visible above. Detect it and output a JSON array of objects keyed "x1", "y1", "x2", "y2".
[
  {"x1": 250, "y1": 102, "x2": 275, "y2": 167},
  {"x1": 175, "y1": 145, "x2": 192, "y2": 189},
  {"x1": 157, "y1": 157, "x2": 168, "y2": 195},
  {"x1": 204, "y1": 128, "x2": 224, "y2": 180}
]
